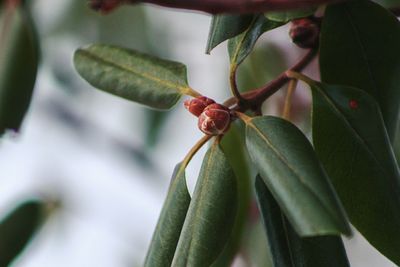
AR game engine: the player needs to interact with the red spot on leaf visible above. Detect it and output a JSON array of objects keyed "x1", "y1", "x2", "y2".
[{"x1": 349, "y1": 99, "x2": 358, "y2": 109}]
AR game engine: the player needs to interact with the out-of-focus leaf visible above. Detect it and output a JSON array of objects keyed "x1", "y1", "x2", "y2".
[
  {"x1": 0, "y1": 3, "x2": 39, "y2": 134},
  {"x1": 213, "y1": 122, "x2": 252, "y2": 266},
  {"x1": 0, "y1": 201, "x2": 44, "y2": 267},
  {"x1": 144, "y1": 163, "x2": 191, "y2": 267},
  {"x1": 255, "y1": 176, "x2": 350, "y2": 267},
  {"x1": 228, "y1": 15, "x2": 282, "y2": 67},
  {"x1": 265, "y1": 8, "x2": 316, "y2": 22},
  {"x1": 309, "y1": 79, "x2": 400, "y2": 265},
  {"x1": 206, "y1": 14, "x2": 254, "y2": 54},
  {"x1": 145, "y1": 109, "x2": 169, "y2": 147},
  {"x1": 172, "y1": 142, "x2": 238, "y2": 267},
  {"x1": 320, "y1": 0, "x2": 400, "y2": 141},
  {"x1": 74, "y1": 44, "x2": 196, "y2": 110},
  {"x1": 236, "y1": 43, "x2": 287, "y2": 92},
  {"x1": 244, "y1": 116, "x2": 350, "y2": 237}
]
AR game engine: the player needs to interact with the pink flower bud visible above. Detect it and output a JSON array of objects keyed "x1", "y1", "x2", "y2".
[
  {"x1": 184, "y1": 96, "x2": 215, "y2": 117},
  {"x1": 198, "y1": 104, "x2": 231, "y2": 136},
  {"x1": 289, "y1": 18, "x2": 320, "y2": 49}
]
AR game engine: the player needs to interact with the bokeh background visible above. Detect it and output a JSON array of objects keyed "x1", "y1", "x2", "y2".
[{"x1": 0, "y1": 0, "x2": 397, "y2": 266}]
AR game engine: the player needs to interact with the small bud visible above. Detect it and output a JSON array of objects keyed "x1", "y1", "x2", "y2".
[
  {"x1": 89, "y1": 0, "x2": 122, "y2": 13},
  {"x1": 184, "y1": 96, "x2": 215, "y2": 117},
  {"x1": 198, "y1": 104, "x2": 231, "y2": 136},
  {"x1": 289, "y1": 18, "x2": 320, "y2": 49}
]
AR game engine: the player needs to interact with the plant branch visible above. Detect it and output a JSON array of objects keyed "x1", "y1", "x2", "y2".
[
  {"x1": 282, "y1": 79, "x2": 297, "y2": 120},
  {"x1": 229, "y1": 64, "x2": 246, "y2": 104},
  {"x1": 182, "y1": 135, "x2": 212, "y2": 167},
  {"x1": 224, "y1": 48, "x2": 316, "y2": 110},
  {"x1": 243, "y1": 48, "x2": 317, "y2": 106},
  {"x1": 126, "y1": 0, "x2": 345, "y2": 14}
]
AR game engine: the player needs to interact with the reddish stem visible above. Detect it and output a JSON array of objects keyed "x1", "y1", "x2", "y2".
[
  {"x1": 242, "y1": 48, "x2": 317, "y2": 106},
  {"x1": 122, "y1": 0, "x2": 345, "y2": 14}
]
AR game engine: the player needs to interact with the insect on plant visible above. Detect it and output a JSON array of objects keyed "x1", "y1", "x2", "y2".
[{"x1": 2, "y1": 0, "x2": 400, "y2": 266}]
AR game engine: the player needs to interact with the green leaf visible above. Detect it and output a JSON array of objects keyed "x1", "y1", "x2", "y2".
[
  {"x1": 255, "y1": 176, "x2": 350, "y2": 267},
  {"x1": 265, "y1": 8, "x2": 316, "y2": 22},
  {"x1": 228, "y1": 15, "x2": 283, "y2": 67},
  {"x1": 172, "y1": 142, "x2": 238, "y2": 267},
  {"x1": 213, "y1": 122, "x2": 252, "y2": 266},
  {"x1": 310, "y1": 80, "x2": 400, "y2": 265},
  {"x1": 206, "y1": 15, "x2": 254, "y2": 54},
  {"x1": 244, "y1": 116, "x2": 350, "y2": 236},
  {"x1": 74, "y1": 44, "x2": 195, "y2": 110},
  {"x1": 0, "y1": 4, "x2": 39, "y2": 135},
  {"x1": 0, "y1": 201, "x2": 44, "y2": 267},
  {"x1": 320, "y1": 0, "x2": 400, "y2": 141},
  {"x1": 144, "y1": 163, "x2": 191, "y2": 267}
]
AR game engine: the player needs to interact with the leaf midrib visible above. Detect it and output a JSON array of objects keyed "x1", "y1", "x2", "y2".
[
  {"x1": 248, "y1": 120, "x2": 343, "y2": 231},
  {"x1": 77, "y1": 49, "x2": 190, "y2": 94}
]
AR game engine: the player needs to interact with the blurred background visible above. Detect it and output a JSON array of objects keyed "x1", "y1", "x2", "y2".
[{"x1": 0, "y1": 0, "x2": 397, "y2": 266}]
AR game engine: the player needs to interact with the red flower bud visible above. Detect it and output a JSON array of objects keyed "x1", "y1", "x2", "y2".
[
  {"x1": 184, "y1": 96, "x2": 215, "y2": 117},
  {"x1": 198, "y1": 104, "x2": 231, "y2": 136},
  {"x1": 289, "y1": 18, "x2": 320, "y2": 49}
]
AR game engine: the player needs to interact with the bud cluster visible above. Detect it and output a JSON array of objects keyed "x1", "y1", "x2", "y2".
[{"x1": 184, "y1": 96, "x2": 231, "y2": 136}]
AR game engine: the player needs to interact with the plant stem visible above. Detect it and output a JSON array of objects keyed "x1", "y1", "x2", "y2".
[
  {"x1": 229, "y1": 64, "x2": 246, "y2": 104},
  {"x1": 244, "y1": 48, "x2": 316, "y2": 105},
  {"x1": 234, "y1": 111, "x2": 252, "y2": 124},
  {"x1": 282, "y1": 79, "x2": 297, "y2": 120},
  {"x1": 182, "y1": 135, "x2": 212, "y2": 167},
  {"x1": 224, "y1": 48, "x2": 316, "y2": 110},
  {"x1": 126, "y1": 0, "x2": 345, "y2": 14}
]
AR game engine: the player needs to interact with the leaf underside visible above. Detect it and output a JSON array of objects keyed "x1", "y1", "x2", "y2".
[{"x1": 74, "y1": 44, "x2": 190, "y2": 110}]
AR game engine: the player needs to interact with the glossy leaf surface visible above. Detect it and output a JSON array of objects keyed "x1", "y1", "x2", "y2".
[
  {"x1": 144, "y1": 163, "x2": 191, "y2": 267},
  {"x1": 0, "y1": 201, "x2": 43, "y2": 267},
  {"x1": 206, "y1": 15, "x2": 253, "y2": 54},
  {"x1": 245, "y1": 116, "x2": 350, "y2": 236},
  {"x1": 320, "y1": 0, "x2": 400, "y2": 141},
  {"x1": 74, "y1": 44, "x2": 194, "y2": 110},
  {"x1": 172, "y1": 143, "x2": 238, "y2": 267},
  {"x1": 0, "y1": 4, "x2": 39, "y2": 134},
  {"x1": 228, "y1": 15, "x2": 282, "y2": 67},
  {"x1": 311, "y1": 81, "x2": 400, "y2": 265},
  {"x1": 265, "y1": 8, "x2": 315, "y2": 22},
  {"x1": 255, "y1": 176, "x2": 350, "y2": 267}
]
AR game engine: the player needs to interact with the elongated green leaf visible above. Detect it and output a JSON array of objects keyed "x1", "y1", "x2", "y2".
[
  {"x1": 74, "y1": 44, "x2": 194, "y2": 110},
  {"x1": 213, "y1": 122, "x2": 252, "y2": 266},
  {"x1": 265, "y1": 8, "x2": 316, "y2": 22},
  {"x1": 206, "y1": 15, "x2": 254, "y2": 54},
  {"x1": 310, "y1": 80, "x2": 400, "y2": 265},
  {"x1": 255, "y1": 176, "x2": 350, "y2": 267},
  {"x1": 0, "y1": 4, "x2": 39, "y2": 134},
  {"x1": 320, "y1": 0, "x2": 400, "y2": 141},
  {"x1": 0, "y1": 201, "x2": 44, "y2": 267},
  {"x1": 144, "y1": 163, "x2": 191, "y2": 267},
  {"x1": 244, "y1": 116, "x2": 350, "y2": 237},
  {"x1": 172, "y1": 142, "x2": 238, "y2": 267},
  {"x1": 228, "y1": 15, "x2": 283, "y2": 67}
]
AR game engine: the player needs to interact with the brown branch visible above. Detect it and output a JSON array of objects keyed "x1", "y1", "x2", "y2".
[
  {"x1": 242, "y1": 48, "x2": 317, "y2": 105},
  {"x1": 124, "y1": 0, "x2": 345, "y2": 14}
]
